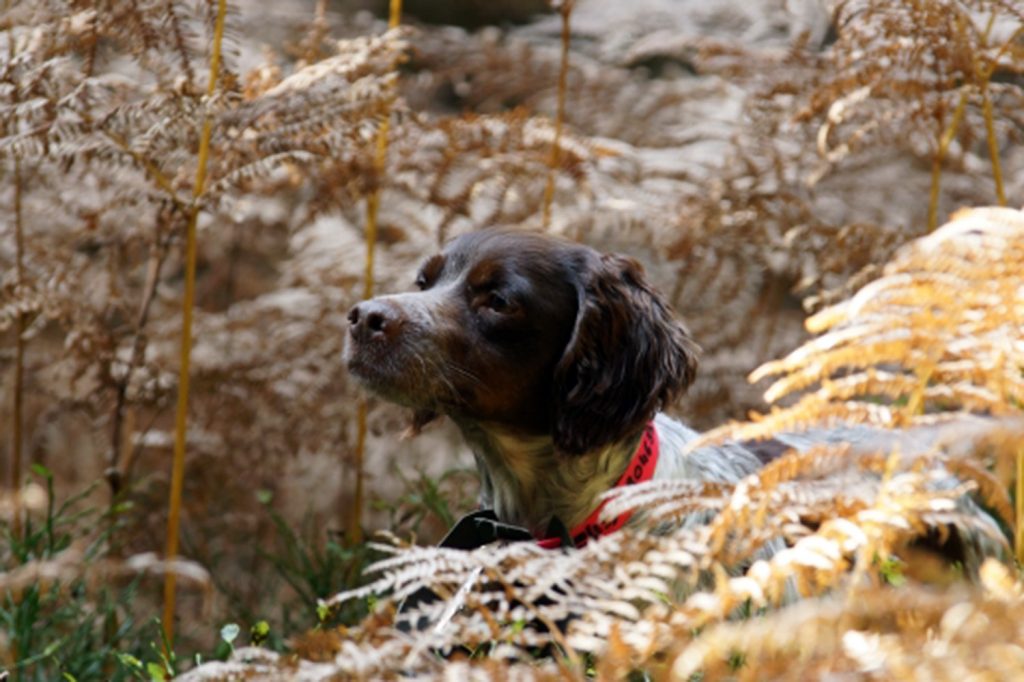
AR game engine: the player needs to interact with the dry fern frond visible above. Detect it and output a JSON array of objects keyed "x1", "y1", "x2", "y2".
[
  {"x1": 798, "y1": 1, "x2": 1024, "y2": 178},
  {"x1": 697, "y1": 206, "x2": 1024, "y2": 448},
  {"x1": 669, "y1": 558, "x2": 1024, "y2": 680},
  {"x1": 212, "y1": 425, "x2": 1010, "y2": 679},
  {"x1": 207, "y1": 29, "x2": 410, "y2": 207},
  {"x1": 387, "y1": 110, "x2": 597, "y2": 242}
]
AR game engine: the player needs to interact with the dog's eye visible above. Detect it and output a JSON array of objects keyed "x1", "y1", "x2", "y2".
[
  {"x1": 414, "y1": 273, "x2": 428, "y2": 290},
  {"x1": 484, "y1": 292, "x2": 512, "y2": 312}
]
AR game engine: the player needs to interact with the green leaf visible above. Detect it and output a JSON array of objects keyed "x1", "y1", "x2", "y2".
[
  {"x1": 250, "y1": 620, "x2": 270, "y2": 646},
  {"x1": 146, "y1": 661, "x2": 167, "y2": 681},
  {"x1": 876, "y1": 554, "x2": 907, "y2": 587},
  {"x1": 116, "y1": 653, "x2": 144, "y2": 670}
]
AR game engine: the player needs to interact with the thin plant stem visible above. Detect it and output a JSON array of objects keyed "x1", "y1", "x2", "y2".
[
  {"x1": 974, "y1": 13, "x2": 1008, "y2": 207},
  {"x1": 11, "y1": 157, "x2": 24, "y2": 539},
  {"x1": 542, "y1": 1, "x2": 572, "y2": 230},
  {"x1": 349, "y1": 400, "x2": 370, "y2": 544},
  {"x1": 7, "y1": 21, "x2": 25, "y2": 540},
  {"x1": 109, "y1": 240, "x2": 168, "y2": 501},
  {"x1": 1017, "y1": 447, "x2": 1024, "y2": 566},
  {"x1": 298, "y1": 0, "x2": 330, "y2": 64},
  {"x1": 162, "y1": 0, "x2": 229, "y2": 651},
  {"x1": 904, "y1": 362, "x2": 934, "y2": 421},
  {"x1": 980, "y1": 82, "x2": 1006, "y2": 206},
  {"x1": 346, "y1": 0, "x2": 402, "y2": 545},
  {"x1": 927, "y1": 90, "x2": 968, "y2": 232},
  {"x1": 6, "y1": 73, "x2": 27, "y2": 669},
  {"x1": 388, "y1": 0, "x2": 402, "y2": 29}
]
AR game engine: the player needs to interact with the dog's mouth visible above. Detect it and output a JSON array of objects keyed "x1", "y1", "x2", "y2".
[
  {"x1": 346, "y1": 342, "x2": 441, "y2": 435},
  {"x1": 342, "y1": 344, "x2": 381, "y2": 381},
  {"x1": 344, "y1": 334, "x2": 457, "y2": 415},
  {"x1": 345, "y1": 338, "x2": 410, "y2": 401}
]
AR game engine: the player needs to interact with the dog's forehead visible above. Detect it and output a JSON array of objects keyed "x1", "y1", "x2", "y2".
[
  {"x1": 436, "y1": 231, "x2": 583, "y2": 280},
  {"x1": 442, "y1": 231, "x2": 535, "y2": 262}
]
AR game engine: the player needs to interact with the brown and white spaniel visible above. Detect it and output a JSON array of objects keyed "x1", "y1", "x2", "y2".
[{"x1": 344, "y1": 230, "x2": 767, "y2": 545}]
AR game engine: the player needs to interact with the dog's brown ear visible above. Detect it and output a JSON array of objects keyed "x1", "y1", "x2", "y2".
[{"x1": 552, "y1": 253, "x2": 699, "y2": 455}]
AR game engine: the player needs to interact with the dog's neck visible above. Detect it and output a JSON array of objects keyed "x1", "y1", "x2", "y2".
[{"x1": 455, "y1": 420, "x2": 644, "y2": 537}]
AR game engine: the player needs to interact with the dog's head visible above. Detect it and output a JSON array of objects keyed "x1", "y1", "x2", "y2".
[{"x1": 344, "y1": 230, "x2": 699, "y2": 454}]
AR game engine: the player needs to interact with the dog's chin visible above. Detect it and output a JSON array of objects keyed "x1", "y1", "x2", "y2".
[
  {"x1": 345, "y1": 352, "x2": 441, "y2": 414},
  {"x1": 348, "y1": 364, "x2": 442, "y2": 439},
  {"x1": 349, "y1": 368, "x2": 415, "y2": 408}
]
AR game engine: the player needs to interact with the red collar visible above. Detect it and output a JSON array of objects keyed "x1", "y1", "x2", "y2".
[{"x1": 537, "y1": 421, "x2": 659, "y2": 549}]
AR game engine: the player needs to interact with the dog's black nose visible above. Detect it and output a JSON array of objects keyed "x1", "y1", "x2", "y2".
[{"x1": 348, "y1": 300, "x2": 402, "y2": 343}]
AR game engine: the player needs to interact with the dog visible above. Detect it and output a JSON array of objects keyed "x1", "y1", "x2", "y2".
[{"x1": 344, "y1": 229, "x2": 781, "y2": 547}]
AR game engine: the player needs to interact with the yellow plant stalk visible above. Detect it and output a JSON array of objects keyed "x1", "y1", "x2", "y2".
[
  {"x1": 348, "y1": 0, "x2": 403, "y2": 545},
  {"x1": 1017, "y1": 447, "x2": 1024, "y2": 566},
  {"x1": 11, "y1": 159, "x2": 24, "y2": 539},
  {"x1": 927, "y1": 90, "x2": 967, "y2": 232},
  {"x1": 162, "y1": 0, "x2": 228, "y2": 651},
  {"x1": 542, "y1": 1, "x2": 572, "y2": 229}
]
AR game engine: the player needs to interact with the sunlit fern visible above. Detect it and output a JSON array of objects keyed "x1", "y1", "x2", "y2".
[{"x1": 697, "y1": 206, "x2": 1024, "y2": 444}]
